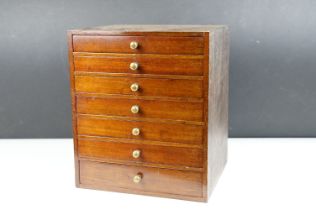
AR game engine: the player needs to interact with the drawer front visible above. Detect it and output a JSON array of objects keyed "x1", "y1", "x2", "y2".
[
  {"x1": 78, "y1": 138, "x2": 203, "y2": 167},
  {"x1": 76, "y1": 96, "x2": 203, "y2": 122},
  {"x1": 80, "y1": 160, "x2": 203, "y2": 197},
  {"x1": 75, "y1": 75, "x2": 203, "y2": 98},
  {"x1": 77, "y1": 115, "x2": 203, "y2": 145},
  {"x1": 73, "y1": 35, "x2": 204, "y2": 55},
  {"x1": 73, "y1": 54, "x2": 203, "y2": 76}
]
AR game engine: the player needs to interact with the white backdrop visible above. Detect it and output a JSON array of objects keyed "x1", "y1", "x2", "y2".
[{"x1": 0, "y1": 139, "x2": 315, "y2": 210}]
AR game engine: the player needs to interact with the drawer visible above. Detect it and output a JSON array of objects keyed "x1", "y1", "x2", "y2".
[
  {"x1": 80, "y1": 160, "x2": 203, "y2": 197},
  {"x1": 74, "y1": 75, "x2": 203, "y2": 98},
  {"x1": 78, "y1": 138, "x2": 203, "y2": 167},
  {"x1": 73, "y1": 35, "x2": 204, "y2": 55},
  {"x1": 76, "y1": 96, "x2": 203, "y2": 122},
  {"x1": 77, "y1": 115, "x2": 203, "y2": 145},
  {"x1": 73, "y1": 54, "x2": 203, "y2": 76}
]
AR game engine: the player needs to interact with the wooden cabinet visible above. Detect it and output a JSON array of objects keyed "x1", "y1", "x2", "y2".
[{"x1": 67, "y1": 25, "x2": 229, "y2": 202}]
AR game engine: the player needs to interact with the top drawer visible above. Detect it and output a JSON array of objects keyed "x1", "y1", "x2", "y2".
[{"x1": 72, "y1": 35, "x2": 204, "y2": 55}]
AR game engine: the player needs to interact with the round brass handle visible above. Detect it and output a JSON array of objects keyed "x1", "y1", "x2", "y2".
[
  {"x1": 130, "y1": 83, "x2": 139, "y2": 92},
  {"x1": 131, "y1": 105, "x2": 139, "y2": 114},
  {"x1": 129, "y1": 62, "x2": 139, "y2": 71},
  {"x1": 133, "y1": 173, "x2": 142, "y2": 183},
  {"x1": 132, "y1": 128, "x2": 140, "y2": 136},
  {"x1": 132, "y1": 150, "x2": 141, "y2": 158},
  {"x1": 130, "y1": 41, "x2": 138, "y2": 50}
]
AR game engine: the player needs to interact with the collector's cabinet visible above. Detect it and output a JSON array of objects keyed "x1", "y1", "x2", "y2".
[{"x1": 67, "y1": 25, "x2": 229, "y2": 202}]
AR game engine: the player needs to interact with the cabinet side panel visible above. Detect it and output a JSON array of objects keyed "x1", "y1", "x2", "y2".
[
  {"x1": 207, "y1": 27, "x2": 229, "y2": 198},
  {"x1": 67, "y1": 31, "x2": 80, "y2": 186},
  {"x1": 202, "y1": 33, "x2": 209, "y2": 201}
]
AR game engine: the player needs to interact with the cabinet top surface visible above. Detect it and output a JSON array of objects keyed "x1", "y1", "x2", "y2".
[{"x1": 69, "y1": 25, "x2": 228, "y2": 36}]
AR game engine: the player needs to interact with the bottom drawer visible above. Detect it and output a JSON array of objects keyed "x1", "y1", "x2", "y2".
[{"x1": 79, "y1": 160, "x2": 203, "y2": 198}]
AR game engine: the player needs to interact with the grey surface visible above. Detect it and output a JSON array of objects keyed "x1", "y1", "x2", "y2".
[{"x1": 0, "y1": 0, "x2": 315, "y2": 138}]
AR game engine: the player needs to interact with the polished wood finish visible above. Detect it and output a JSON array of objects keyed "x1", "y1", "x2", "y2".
[
  {"x1": 73, "y1": 53, "x2": 204, "y2": 76},
  {"x1": 67, "y1": 32, "x2": 80, "y2": 187},
  {"x1": 77, "y1": 115, "x2": 203, "y2": 145},
  {"x1": 75, "y1": 75, "x2": 203, "y2": 98},
  {"x1": 68, "y1": 25, "x2": 229, "y2": 202},
  {"x1": 76, "y1": 95, "x2": 203, "y2": 122},
  {"x1": 78, "y1": 138, "x2": 203, "y2": 167},
  {"x1": 73, "y1": 35, "x2": 204, "y2": 54},
  {"x1": 80, "y1": 160, "x2": 203, "y2": 197}
]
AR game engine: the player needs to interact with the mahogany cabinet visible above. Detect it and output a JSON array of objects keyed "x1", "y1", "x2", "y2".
[{"x1": 67, "y1": 25, "x2": 229, "y2": 202}]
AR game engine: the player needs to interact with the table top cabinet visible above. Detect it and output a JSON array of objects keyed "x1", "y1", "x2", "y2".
[{"x1": 67, "y1": 25, "x2": 229, "y2": 202}]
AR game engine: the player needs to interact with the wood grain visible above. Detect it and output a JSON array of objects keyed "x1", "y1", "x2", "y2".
[
  {"x1": 73, "y1": 53, "x2": 204, "y2": 76},
  {"x1": 80, "y1": 160, "x2": 203, "y2": 197},
  {"x1": 67, "y1": 31, "x2": 80, "y2": 187},
  {"x1": 74, "y1": 75, "x2": 203, "y2": 98},
  {"x1": 78, "y1": 138, "x2": 203, "y2": 167},
  {"x1": 77, "y1": 114, "x2": 204, "y2": 145},
  {"x1": 69, "y1": 25, "x2": 225, "y2": 37},
  {"x1": 73, "y1": 35, "x2": 204, "y2": 54},
  {"x1": 68, "y1": 25, "x2": 229, "y2": 202},
  {"x1": 76, "y1": 95, "x2": 203, "y2": 122},
  {"x1": 207, "y1": 27, "x2": 229, "y2": 198}
]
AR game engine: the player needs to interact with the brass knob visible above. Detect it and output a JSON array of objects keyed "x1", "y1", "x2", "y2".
[
  {"x1": 130, "y1": 41, "x2": 138, "y2": 50},
  {"x1": 130, "y1": 83, "x2": 139, "y2": 92},
  {"x1": 129, "y1": 62, "x2": 139, "y2": 71},
  {"x1": 133, "y1": 173, "x2": 142, "y2": 183},
  {"x1": 132, "y1": 128, "x2": 140, "y2": 136},
  {"x1": 132, "y1": 150, "x2": 141, "y2": 158},
  {"x1": 131, "y1": 105, "x2": 139, "y2": 114}
]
